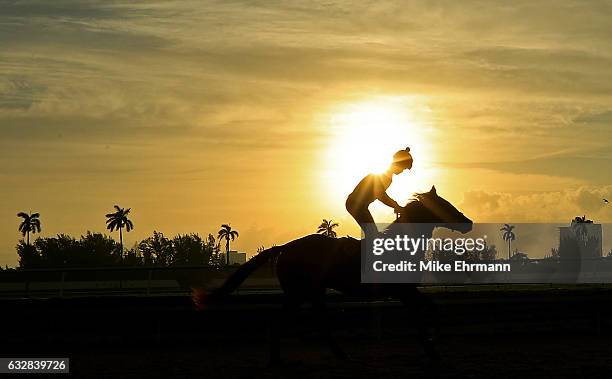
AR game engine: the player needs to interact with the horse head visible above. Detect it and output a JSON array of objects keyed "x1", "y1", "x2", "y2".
[{"x1": 397, "y1": 185, "x2": 472, "y2": 234}]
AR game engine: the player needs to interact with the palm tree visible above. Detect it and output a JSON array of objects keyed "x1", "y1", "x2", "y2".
[
  {"x1": 105, "y1": 205, "x2": 134, "y2": 256},
  {"x1": 500, "y1": 224, "x2": 516, "y2": 260},
  {"x1": 17, "y1": 212, "x2": 41, "y2": 245},
  {"x1": 317, "y1": 219, "x2": 339, "y2": 238},
  {"x1": 217, "y1": 224, "x2": 239, "y2": 265}
]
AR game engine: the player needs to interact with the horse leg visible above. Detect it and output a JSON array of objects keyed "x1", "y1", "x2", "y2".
[
  {"x1": 312, "y1": 295, "x2": 348, "y2": 360},
  {"x1": 399, "y1": 287, "x2": 439, "y2": 362},
  {"x1": 269, "y1": 294, "x2": 302, "y2": 366}
]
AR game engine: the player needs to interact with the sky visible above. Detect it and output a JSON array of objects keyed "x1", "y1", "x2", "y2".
[{"x1": 1, "y1": 0, "x2": 611, "y2": 266}]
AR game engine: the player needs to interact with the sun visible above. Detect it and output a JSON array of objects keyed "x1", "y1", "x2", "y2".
[{"x1": 320, "y1": 96, "x2": 436, "y2": 215}]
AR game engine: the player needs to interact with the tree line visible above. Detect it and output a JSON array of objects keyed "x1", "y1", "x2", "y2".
[
  {"x1": 14, "y1": 205, "x2": 245, "y2": 269},
  {"x1": 14, "y1": 202, "x2": 342, "y2": 269},
  {"x1": 16, "y1": 231, "x2": 223, "y2": 269}
]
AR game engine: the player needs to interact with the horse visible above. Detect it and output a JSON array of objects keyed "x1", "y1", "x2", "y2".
[{"x1": 193, "y1": 185, "x2": 473, "y2": 364}]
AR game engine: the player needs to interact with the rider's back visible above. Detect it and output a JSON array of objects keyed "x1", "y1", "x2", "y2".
[{"x1": 346, "y1": 173, "x2": 392, "y2": 207}]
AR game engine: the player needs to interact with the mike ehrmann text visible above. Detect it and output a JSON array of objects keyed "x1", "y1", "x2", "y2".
[{"x1": 373, "y1": 260, "x2": 511, "y2": 272}]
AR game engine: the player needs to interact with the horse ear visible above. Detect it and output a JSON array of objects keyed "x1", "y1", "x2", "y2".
[{"x1": 430, "y1": 185, "x2": 437, "y2": 195}]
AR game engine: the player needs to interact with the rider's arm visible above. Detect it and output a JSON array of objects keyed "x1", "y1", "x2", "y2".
[{"x1": 378, "y1": 191, "x2": 400, "y2": 210}]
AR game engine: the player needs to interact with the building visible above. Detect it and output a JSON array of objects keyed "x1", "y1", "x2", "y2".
[
  {"x1": 559, "y1": 223, "x2": 602, "y2": 259},
  {"x1": 219, "y1": 250, "x2": 247, "y2": 265}
]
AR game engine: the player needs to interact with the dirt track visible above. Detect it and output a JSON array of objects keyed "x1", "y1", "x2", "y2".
[{"x1": 2, "y1": 289, "x2": 612, "y2": 378}]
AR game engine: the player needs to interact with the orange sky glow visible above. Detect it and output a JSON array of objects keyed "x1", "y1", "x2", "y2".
[{"x1": 1, "y1": 1, "x2": 611, "y2": 266}]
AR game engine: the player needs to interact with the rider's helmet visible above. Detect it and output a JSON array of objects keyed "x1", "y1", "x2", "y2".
[{"x1": 392, "y1": 147, "x2": 413, "y2": 169}]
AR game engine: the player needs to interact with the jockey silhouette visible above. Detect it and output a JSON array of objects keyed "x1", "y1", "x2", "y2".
[{"x1": 345, "y1": 147, "x2": 413, "y2": 236}]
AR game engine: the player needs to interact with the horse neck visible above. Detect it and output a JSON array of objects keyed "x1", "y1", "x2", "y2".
[{"x1": 389, "y1": 201, "x2": 437, "y2": 238}]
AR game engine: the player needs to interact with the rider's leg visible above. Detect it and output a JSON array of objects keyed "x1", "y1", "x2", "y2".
[
  {"x1": 355, "y1": 208, "x2": 377, "y2": 238},
  {"x1": 346, "y1": 200, "x2": 378, "y2": 238}
]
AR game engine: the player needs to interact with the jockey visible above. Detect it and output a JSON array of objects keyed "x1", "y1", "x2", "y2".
[{"x1": 345, "y1": 147, "x2": 413, "y2": 236}]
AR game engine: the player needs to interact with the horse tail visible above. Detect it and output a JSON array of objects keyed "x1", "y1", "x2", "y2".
[{"x1": 192, "y1": 246, "x2": 282, "y2": 310}]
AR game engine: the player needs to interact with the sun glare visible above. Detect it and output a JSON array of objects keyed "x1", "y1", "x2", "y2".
[{"x1": 321, "y1": 96, "x2": 436, "y2": 214}]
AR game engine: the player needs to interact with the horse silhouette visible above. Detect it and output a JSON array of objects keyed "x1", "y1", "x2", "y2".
[{"x1": 193, "y1": 185, "x2": 472, "y2": 364}]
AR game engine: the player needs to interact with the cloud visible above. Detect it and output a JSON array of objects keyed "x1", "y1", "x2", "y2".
[
  {"x1": 451, "y1": 156, "x2": 612, "y2": 184},
  {"x1": 574, "y1": 110, "x2": 612, "y2": 124},
  {"x1": 461, "y1": 190, "x2": 502, "y2": 215},
  {"x1": 0, "y1": 76, "x2": 45, "y2": 109},
  {"x1": 461, "y1": 186, "x2": 612, "y2": 222}
]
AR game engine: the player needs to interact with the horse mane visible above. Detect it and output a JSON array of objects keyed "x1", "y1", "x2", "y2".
[
  {"x1": 402, "y1": 191, "x2": 430, "y2": 210},
  {"x1": 411, "y1": 191, "x2": 432, "y2": 203},
  {"x1": 393, "y1": 192, "x2": 433, "y2": 224}
]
